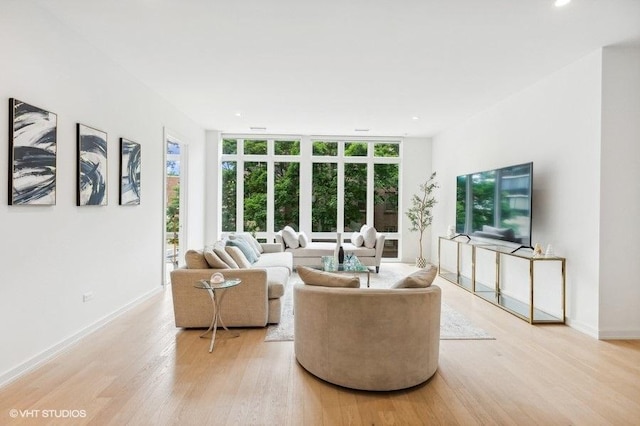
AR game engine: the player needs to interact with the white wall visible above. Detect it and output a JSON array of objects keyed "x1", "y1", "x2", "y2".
[
  {"x1": 599, "y1": 47, "x2": 640, "y2": 338},
  {"x1": 0, "y1": 3, "x2": 206, "y2": 384},
  {"x1": 432, "y1": 50, "x2": 604, "y2": 336},
  {"x1": 401, "y1": 138, "x2": 434, "y2": 262}
]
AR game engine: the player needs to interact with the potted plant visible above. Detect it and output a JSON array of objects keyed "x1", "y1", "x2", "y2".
[{"x1": 405, "y1": 172, "x2": 438, "y2": 268}]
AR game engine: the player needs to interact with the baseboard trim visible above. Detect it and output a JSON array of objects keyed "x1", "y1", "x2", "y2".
[
  {"x1": 0, "y1": 286, "x2": 163, "y2": 389},
  {"x1": 565, "y1": 318, "x2": 599, "y2": 339},
  {"x1": 598, "y1": 329, "x2": 640, "y2": 340}
]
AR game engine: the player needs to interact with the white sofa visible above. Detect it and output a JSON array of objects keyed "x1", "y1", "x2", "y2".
[{"x1": 275, "y1": 232, "x2": 386, "y2": 272}]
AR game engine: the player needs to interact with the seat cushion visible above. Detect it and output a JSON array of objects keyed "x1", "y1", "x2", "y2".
[
  {"x1": 286, "y1": 242, "x2": 335, "y2": 257},
  {"x1": 342, "y1": 243, "x2": 376, "y2": 257},
  {"x1": 253, "y1": 251, "x2": 293, "y2": 272}
]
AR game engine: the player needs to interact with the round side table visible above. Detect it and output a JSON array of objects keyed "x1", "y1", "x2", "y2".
[{"x1": 194, "y1": 279, "x2": 242, "y2": 352}]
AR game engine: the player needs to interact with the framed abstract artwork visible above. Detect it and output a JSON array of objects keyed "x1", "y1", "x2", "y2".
[
  {"x1": 8, "y1": 98, "x2": 58, "y2": 205},
  {"x1": 119, "y1": 138, "x2": 141, "y2": 205},
  {"x1": 77, "y1": 123, "x2": 108, "y2": 206}
]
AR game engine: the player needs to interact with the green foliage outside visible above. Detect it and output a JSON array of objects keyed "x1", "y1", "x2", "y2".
[
  {"x1": 166, "y1": 184, "x2": 180, "y2": 266},
  {"x1": 222, "y1": 140, "x2": 400, "y2": 236}
]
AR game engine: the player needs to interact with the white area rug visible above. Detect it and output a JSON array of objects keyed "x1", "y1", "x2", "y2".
[{"x1": 265, "y1": 269, "x2": 494, "y2": 341}]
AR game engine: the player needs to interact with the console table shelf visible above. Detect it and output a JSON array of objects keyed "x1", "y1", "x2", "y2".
[{"x1": 438, "y1": 237, "x2": 566, "y2": 324}]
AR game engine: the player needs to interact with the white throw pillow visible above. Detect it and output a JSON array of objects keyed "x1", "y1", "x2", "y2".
[
  {"x1": 362, "y1": 225, "x2": 377, "y2": 249},
  {"x1": 351, "y1": 232, "x2": 364, "y2": 247},
  {"x1": 298, "y1": 231, "x2": 309, "y2": 248},
  {"x1": 282, "y1": 226, "x2": 300, "y2": 249}
]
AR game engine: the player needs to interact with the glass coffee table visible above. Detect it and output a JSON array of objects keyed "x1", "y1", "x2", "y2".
[
  {"x1": 317, "y1": 255, "x2": 374, "y2": 287},
  {"x1": 194, "y1": 279, "x2": 241, "y2": 352}
]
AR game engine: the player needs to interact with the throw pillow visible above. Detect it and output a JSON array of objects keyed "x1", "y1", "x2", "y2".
[
  {"x1": 361, "y1": 225, "x2": 377, "y2": 249},
  {"x1": 298, "y1": 231, "x2": 309, "y2": 248},
  {"x1": 282, "y1": 226, "x2": 299, "y2": 249},
  {"x1": 225, "y1": 246, "x2": 252, "y2": 269},
  {"x1": 391, "y1": 264, "x2": 438, "y2": 288},
  {"x1": 350, "y1": 231, "x2": 364, "y2": 247},
  {"x1": 231, "y1": 232, "x2": 263, "y2": 256},
  {"x1": 275, "y1": 231, "x2": 285, "y2": 250},
  {"x1": 213, "y1": 241, "x2": 239, "y2": 269},
  {"x1": 204, "y1": 248, "x2": 230, "y2": 269},
  {"x1": 297, "y1": 266, "x2": 360, "y2": 288},
  {"x1": 185, "y1": 249, "x2": 209, "y2": 269},
  {"x1": 227, "y1": 239, "x2": 258, "y2": 263}
]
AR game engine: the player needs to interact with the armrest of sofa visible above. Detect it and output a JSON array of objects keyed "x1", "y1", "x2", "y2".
[
  {"x1": 261, "y1": 243, "x2": 284, "y2": 253},
  {"x1": 374, "y1": 234, "x2": 386, "y2": 261},
  {"x1": 170, "y1": 267, "x2": 270, "y2": 327}
]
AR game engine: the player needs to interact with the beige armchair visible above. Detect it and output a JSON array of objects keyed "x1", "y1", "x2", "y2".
[{"x1": 293, "y1": 283, "x2": 441, "y2": 391}]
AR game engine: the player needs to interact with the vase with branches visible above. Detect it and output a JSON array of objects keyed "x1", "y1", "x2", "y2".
[{"x1": 405, "y1": 172, "x2": 438, "y2": 268}]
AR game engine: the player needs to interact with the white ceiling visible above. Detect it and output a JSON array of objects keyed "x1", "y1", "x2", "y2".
[{"x1": 38, "y1": 0, "x2": 640, "y2": 137}]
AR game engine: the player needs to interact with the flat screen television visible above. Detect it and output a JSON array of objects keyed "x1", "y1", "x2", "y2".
[{"x1": 455, "y1": 162, "x2": 533, "y2": 248}]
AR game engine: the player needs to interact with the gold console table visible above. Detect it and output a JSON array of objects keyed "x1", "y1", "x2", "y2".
[{"x1": 438, "y1": 237, "x2": 566, "y2": 324}]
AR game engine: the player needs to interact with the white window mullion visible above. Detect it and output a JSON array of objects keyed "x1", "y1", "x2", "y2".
[
  {"x1": 266, "y1": 139, "x2": 275, "y2": 237},
  {"x1": 337, "y1": 140, "x2": 345, "y2": 236},
  {"x1": 367, "y1": 156, "x2": 375, "y2": 227},
  {"x1": 299, "y1": 136, "x2": 313, "y2": 238},
  {"x1": 236, "y1": 139, "x2": 244, "y2": 231}
]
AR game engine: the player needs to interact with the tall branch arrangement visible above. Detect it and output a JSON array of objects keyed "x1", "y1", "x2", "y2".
[{"x1": 405, "y1": 172, "x2": 438, "y2": 260}]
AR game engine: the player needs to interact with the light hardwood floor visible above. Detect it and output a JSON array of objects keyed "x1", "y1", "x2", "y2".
[{"x1": 1, "y1": 263, "x2": 639, "y2": 425}]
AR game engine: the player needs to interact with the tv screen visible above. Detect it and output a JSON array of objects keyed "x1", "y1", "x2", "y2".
[{"x1": 456, "y1": 162, "x2": 532, "y2": 247}]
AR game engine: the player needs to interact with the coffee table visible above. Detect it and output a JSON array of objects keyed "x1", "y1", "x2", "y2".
[
  {"x1": 194, "y1": 279, "x2": 241, "y2": 352},
  {"x1": 318, "y1": 255, "x2": 374, "y2": 287}
]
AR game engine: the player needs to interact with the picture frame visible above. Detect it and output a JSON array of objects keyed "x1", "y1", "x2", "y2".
[
  {"x1": 8, "y1": 98, "x2": 58, "y2": 205},
  {"x1": 119, "y1": 138, "x2": 141, "y2": 205},
  {"x1": 77, "y1": 123, "x2": 108, "y2": 206}
]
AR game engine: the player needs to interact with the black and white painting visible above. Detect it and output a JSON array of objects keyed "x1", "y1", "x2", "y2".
[
  {"x1": 119, "y1": 138, "x2": 141, "y2": 205},
  {"x1": 77, "y1": 123, "x2": 108, "y2": 206},
  {"x1": 8, "y1": 98, "x2": 57, "y2": 205}
]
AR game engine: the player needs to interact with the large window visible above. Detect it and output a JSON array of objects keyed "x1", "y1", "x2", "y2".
[{"x1": 220, "y1": 137, "x2": 401, "y2": 258}]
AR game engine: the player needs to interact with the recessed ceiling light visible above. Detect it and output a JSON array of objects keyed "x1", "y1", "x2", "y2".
[
  {"x1": 235, "y1": 112, "x2": 242, "y2": 117},
  {"x1": 354, "y1": 128, "x2": 369, "y2": 132},
  {"x1": 554, "y1": 0, "x2": 571, "y2": 7},
  {"x1": 412, "y1": 116, "x2": 420, "y2": 120}
]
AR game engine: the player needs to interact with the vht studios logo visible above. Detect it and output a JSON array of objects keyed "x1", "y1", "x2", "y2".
[{"x1": 9, "y1": 409, "x2": 87, "y2": 418}]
